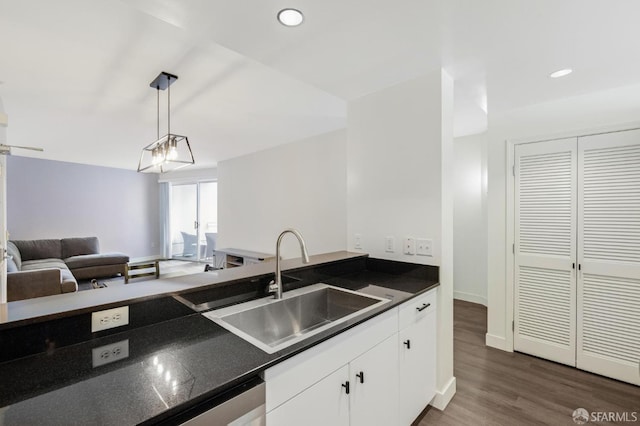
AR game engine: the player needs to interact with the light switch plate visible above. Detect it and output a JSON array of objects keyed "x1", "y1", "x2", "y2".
[
  {"x1": 91, "y1": 306, "x2": 129, "y2": 332},
  {"x1": 385, "y1": 236, "x2": 395, "y2": 253},
  {"x1": 354, "y1": 234, "x2": 363, "y2": 249},
  {"x1": 92, "y1": 339, "x2": 129, "y2": 367},
  {"x1": 416, "y1": 239, "x2": 433, "y2": 256}
]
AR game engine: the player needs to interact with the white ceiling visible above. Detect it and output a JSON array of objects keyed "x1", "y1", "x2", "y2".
[{"x1": 1, "y1": 0, "x2": 640, "y2": 170}]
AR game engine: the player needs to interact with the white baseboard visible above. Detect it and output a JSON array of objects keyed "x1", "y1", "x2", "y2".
[
  {"x1": 430, "y1": 376, "x2": 456, "y2": 410},
  {"x1": 485, "y1": 333, "x2": 510, "y2": 351},
  {"x1": 454, "y1": 291, "x2": 487, "y2": 306}
]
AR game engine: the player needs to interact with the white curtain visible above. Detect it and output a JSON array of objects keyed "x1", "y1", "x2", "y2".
[{"x1": 159, "y1": 182, "x2": 172, "y2": 259}]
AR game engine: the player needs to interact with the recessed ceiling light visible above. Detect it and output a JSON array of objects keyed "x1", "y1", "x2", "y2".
[
  {"x1": 277, "y1": 8, "x2": 304, "y2": 27},
  {"x1": 549, "y1": 68, "x2": 573, "y2": 78}
]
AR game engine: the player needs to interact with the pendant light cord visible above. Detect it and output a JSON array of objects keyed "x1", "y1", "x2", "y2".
[
  {"x1": 156, "y1": 86, "x2": 160, "y2": 140},
  {"x1": 167, "y1": 76, "x2": 171, "y2": 136}
]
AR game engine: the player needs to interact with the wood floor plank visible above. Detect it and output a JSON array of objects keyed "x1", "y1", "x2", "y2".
[{"x1": 416, "y1": 300, "x2": 640, "y2": 425}]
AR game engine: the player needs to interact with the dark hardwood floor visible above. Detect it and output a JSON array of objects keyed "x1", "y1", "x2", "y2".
[{"x1": 417, "y1": 300, "x2": 640, "y2": 425}]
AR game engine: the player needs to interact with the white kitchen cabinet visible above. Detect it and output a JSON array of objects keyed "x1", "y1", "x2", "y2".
[
  {"x1": 267, "y1": 336, "x2": 398, "y2": 426},
  {"x1": 350, "y1": 335, "x2": 399, "y2": 426},
  {"x1": 266, "y1": 365, "x2": 349, "y2": 426},
  {"x1": 264, "y1": 308, "x2": 397, "y2": 425},
  {"x1": 263, "y1": 287, "x2": 438, "y2": 426},
  {"x1": 398, "y1": 289, "x2": 437, "y2": 426},
  {"x1": 264, "y1": 308, "x2": 398, "y2": 413}
]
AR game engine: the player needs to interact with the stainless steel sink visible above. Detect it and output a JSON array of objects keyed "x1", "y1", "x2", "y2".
[{"x1": 203, "y1": 284, "x2": 389, "y2": 354}]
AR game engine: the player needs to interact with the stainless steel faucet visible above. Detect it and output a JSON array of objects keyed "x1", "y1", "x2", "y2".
[{"x1": 269, "y1": 228, "x2": 310, "y2": 299}]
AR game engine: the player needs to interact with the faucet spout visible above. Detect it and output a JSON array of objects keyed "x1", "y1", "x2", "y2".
[{"x1": 269, "y1": 228, "x2": 310, "y2": 299}]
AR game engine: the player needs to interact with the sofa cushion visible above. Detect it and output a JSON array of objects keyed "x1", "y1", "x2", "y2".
[
  {"x1": 6, "y1": 257, "x2": 18, "y2": 273},
  {"x1": 7, "y1": 269, "x2": 63, "y2": 301},
  {"x1": 22, "y1": 258, "x2": 70, "y2": 271},
  {"x1": 20, "y1": 259, "x2": 77, "y2": 291},
  {"x1": 61, "y1": 237, "x2": 99, "y2": 259},
  {"x1": 59, "y1": 268, "x2": 77, "y2": 286},
  {"x1": 12, "y1": 239, "x2": 62, "y2": 261},
  {"x1": 64, "y1": 253, "x2": 129, "y2": 269},
  {"x1": 6, "y1": 241, "x2": 22, "y2": 270}
]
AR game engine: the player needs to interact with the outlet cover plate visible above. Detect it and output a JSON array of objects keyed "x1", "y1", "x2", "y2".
[
  {"x1": 91, "y1": 306, "x2": 129, "y2": 332},
  {"x1": 92, "y1": 339, "x2": 130, "y2": 367},
  {"x1": 416, "y1": 239, "x2": 433, "y2": 256},
  {"x1": 403, "y1": 237, "x2": 415, "y2": 255}
]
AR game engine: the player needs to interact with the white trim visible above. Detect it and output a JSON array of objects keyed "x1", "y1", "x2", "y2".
[
  {"x1": 506, "y1": 121, "x2": 640, "y2": 145},
  {"x1": 453, "y1": 291, "x2": 487, "y2": 306},
  {"x1": 505, "y1": 139, "x2": 515, "y2": 352},
  {"x1": 430, "y1": 376, "x2": 456, "y2": 410},
  {"x1": 157, "y1": 167, "x2": 217, "y2": 184},
  {"x1": 0, "y1": 112, "x2": 7, "y2": 127},
  {"x1": 485, "y1": 333, "x2": 510, "y2": 351},
  {"x1": 0, "y1": 156, "x2": 6, "y2": 305}
]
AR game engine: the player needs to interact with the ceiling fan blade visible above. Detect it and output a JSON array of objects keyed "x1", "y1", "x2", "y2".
[{"x1": 3, "y1": 144, "x2": 44, "y2": 152}]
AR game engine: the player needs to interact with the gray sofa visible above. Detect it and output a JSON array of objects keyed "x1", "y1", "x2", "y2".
[{"x1": 6, "y1": 237, "x2": 129, "y2": 302}]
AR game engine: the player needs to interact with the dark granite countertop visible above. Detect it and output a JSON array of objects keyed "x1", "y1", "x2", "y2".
[{"x1": 0, "y1": 256, "x2": 438, "y2": 425}]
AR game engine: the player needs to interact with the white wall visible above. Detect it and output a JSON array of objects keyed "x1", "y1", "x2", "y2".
[
  {"x1": 217, "y1": 129, "x2": 347, "y2": 259},
  {"x1": 6, "y1": 156, "x2": 160, "y2": 258},
  {"x1": 486, "y1": 83, "x2": 640, "y2": 351},
  {"x1": 347, "y1": 70, "x2": 456, "y2": 409},
  {"x1": 454, "y1": 132, "x2": 488, "y2": 305},
  {"x1": 217, "y1": 71, "x2": 456, "y2": 408},
  {"x1": 347, "y1": 75, "x2": 443, "y2": 265}
]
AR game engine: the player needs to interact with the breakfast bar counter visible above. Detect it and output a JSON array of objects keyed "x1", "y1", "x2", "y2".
[{"x1": 0, "y1": 253, "x2": 438, "y2": 425}]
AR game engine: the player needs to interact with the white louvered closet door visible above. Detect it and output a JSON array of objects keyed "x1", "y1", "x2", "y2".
[
  {"x1": 514, "y1": 138, "x2": 577, "y2": 366},
  {"x1": 577, "y1": 129, "x2": 640, "y2": 385}
]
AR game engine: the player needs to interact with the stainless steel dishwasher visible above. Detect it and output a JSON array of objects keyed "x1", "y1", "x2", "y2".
[{"x1": 179, "y1": 379, "x2": 265, "y2": 426}]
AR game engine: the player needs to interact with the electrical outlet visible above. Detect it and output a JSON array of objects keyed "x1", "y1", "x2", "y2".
[
  {"x1": 354, "y1": 234, "x2": 362, "y2": 249},
  {"x1": 92, "y1": 339, "x2": 129, "y2": 367},
  {"x1": 416, "y1": 239, "x2": 433, "y2": 256},
  {"x1": 91, "y1": 306, "x2": 129, "y2": 332},
  {"x1": 403, "y1": 237, "x2": 415, "y2": 255},
  {"x1": 385, "y1": 236, "x2": 395, "y2": 253}
]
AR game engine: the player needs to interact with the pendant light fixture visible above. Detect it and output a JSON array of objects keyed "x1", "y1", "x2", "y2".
[{"x1": 138, "y1": 71, "x2": 195, "y2": 173}]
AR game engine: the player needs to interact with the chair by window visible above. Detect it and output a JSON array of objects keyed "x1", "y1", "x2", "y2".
[
  {"x1": 180, "y1": 232, "x2": 198, "y2": 257},
  {"x1": 205, "y1": 232, "x2": 219, "y2": 267}
]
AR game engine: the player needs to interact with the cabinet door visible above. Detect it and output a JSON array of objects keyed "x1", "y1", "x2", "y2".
[
  {"x1": 398, "y1": 311, "x2": 436, "y2": 426},
  {"x1": 266, "y1": 365, "x2": 349, "y2": 426},
  {"x1": 349, "y1": 335, "x2": 399, "y2": 426}
]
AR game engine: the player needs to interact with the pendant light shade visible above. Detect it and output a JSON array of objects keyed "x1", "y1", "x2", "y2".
[{"x1": 138, "y1": 72, "x2": 195, "y2": 173}]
